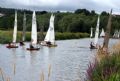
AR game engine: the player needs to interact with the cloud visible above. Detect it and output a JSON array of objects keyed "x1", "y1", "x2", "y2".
[{"x1": 0, "y1": 0, "x2": 120, "y2": 14}]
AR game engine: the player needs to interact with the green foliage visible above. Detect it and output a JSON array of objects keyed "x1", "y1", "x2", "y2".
[
  {"x1": 87, "y1": 54, "x2": 120, "y2": 81},
  {"x1": 0, "y1": 7, "x2": 120, "y2": 36},
  {"x1": 55, "y1": 32, "x2": 89, "y2": 40}
]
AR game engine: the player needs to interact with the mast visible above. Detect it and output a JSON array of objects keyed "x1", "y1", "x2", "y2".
[
  {"x1": 22, "y1": 12, "x2": 26, "y2": 41},
  {"x1": 103, "y1": 9, "x2": 112, "y2": 50}
]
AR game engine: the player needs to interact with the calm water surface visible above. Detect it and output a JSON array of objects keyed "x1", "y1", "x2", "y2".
[{"x1": 0, "y1": 38, "x2": 118, "y2": 81}]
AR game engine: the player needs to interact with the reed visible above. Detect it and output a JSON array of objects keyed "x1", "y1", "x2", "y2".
[
  {"x1": 40, "y1": 71, "x2": 44, "y2": 81},
  {"x1": 48, "y1": 64, "x2": 51, "y2": 81},
  {"x1": 86, "y1": 52, "x2": 120, "y2": 81},
  {"x1": 111, "y1": 41, "x2": 120, "y2": 54},
  {"x1": 6, "y1": 77, "x2": 10, "y2": 81},
  {"x1": 0, "y1": 68, "x2": 5, "y2": 81},
  {"x1": 13, "y1": 63, "x2": 16, "y2": 75}
]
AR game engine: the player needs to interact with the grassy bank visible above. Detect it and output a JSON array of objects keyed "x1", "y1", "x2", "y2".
[
  {"x1": 0, "y1": 30, "x2": 89, "y2": 44},
  {"x1": 86, "y1": 43, "x2": 120, "y2": 81}
]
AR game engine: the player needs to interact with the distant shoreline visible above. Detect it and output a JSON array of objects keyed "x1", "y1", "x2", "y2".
[{"x1": 0, "y1": 30, "x2": 89, "y2": 44}]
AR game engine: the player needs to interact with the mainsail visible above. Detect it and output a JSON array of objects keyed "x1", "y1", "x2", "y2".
[
  {"x1": 44, "y1": 14, "x2": 55, "y2": 44},
  {"x1": 94, "y1": 16, "x2": 100, "y2": 45},
  {"x1": 100, "y1": 28, "x2": 105, "y2": 37},
  {"x1": 90, "y1": 27, "x2": 93, "y2": 41},
  {"x1": 13, "y1": 11, "x2": 17, "y2": 43},
  {"x1": 113, "y1": 30, "x2": 120, "y2": 38},
  {"x1": 31, "y1": 11, "x2": 37, "y2": 44}
]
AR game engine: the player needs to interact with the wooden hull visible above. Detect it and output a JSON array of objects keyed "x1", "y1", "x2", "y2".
[
  {"x1": 6, "y1": 45, "x2": 18, "y2": 48},
  {"x1": 26, "y1": 48, "x2": 40, "y2": 51},
  {"x1": 19, "y1": 43, "x2": 25, "y2": 46},
  {"x1": 41, "y1": 41, "x2": 57, "y2": 47},
  {"x1": 41, "y1": 44, "x2": 57, "y2": 47},
  {"x1": 90, "y1": 46, "x2": 97, "y2": 49},
  {"x1": 47, "y1": 44, "x2": 57, "y2": 47}
]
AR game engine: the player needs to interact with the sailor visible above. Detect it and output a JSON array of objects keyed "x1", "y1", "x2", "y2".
[
  {"x1": 30, "y1": 39, "x2": 34, "y2": 48},
  {"x1": 8, "y1": 42, "x2": 11, "y2": 46},
  {"x1": 20, "y1": 41, "x2": 24, "y2": 45},
  {"x1": 46, "y1": 41, "x2": 52, "y2": 45},
  {"x1": 90, "y1": 42, "x2": 95, "y2": 49},
  {"x1": 30, "y1": 43, "x2": 34, "y2": 48}
]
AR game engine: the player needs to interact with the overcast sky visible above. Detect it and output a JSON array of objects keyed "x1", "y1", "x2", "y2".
[{"x1": 0, "y1": 0, "x2": 120, "y2": 14}]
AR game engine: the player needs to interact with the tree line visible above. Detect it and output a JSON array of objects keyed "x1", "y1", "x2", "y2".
[{"x1": 0, "y1": 7, "x2": 120, "y2": 35}]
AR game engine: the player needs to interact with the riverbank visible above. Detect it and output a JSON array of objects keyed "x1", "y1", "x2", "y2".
[
  {"x1": 0, "y1": 30, "x2": 89, "y2": 44},
  {"x1": 86, "y1": 41, "x2": 120, "y2": 81}
]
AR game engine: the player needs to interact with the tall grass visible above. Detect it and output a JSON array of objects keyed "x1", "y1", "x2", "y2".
[
  {"x1": 0, "y1": 30, "x2": 89, "y2": 44},
  {"x1": 86, "y1": 53, "x2": 120, "y2": 81},
  {"x1": 0, "y1": 68, "x2": 5, "y2": 81}
]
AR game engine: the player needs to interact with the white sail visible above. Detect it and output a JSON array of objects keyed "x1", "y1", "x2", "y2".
[
  {"x1": 100, "y1": 28, "x2": 105, "y2": 37},
  {"x1": 117, "y1": 30, "x2": 120, "y2": 38},
  {"x1": 22, "y1": 12, "x2": 26, "y2": 41},
  {"x1": 113, "y1": 30, "x2": 117, "y2": 38},
  {"x1": 90, "y1": 27, "x2": 93, "y2": 38},
  {"x1": 94, "y1": 16, "x2": 100, "y2": 45},
  {"x1": 118, "y1": 30, "x2": 120, "y2": 38},
  {"x1": 113, "y1": 30, "x2": 119, "y2": 38},
  {"x1": 13, "y1": 11, "x2": 17, "y2": 43},
  {"x1": 90, "y1": 27, "x2": 93, "y2": 42},
  {"x1": 44, "y1": 14, "x2": 55, "y2": 44},
  {"x1": 31, "y1": 11, "x2": 37, "y2": 44}
]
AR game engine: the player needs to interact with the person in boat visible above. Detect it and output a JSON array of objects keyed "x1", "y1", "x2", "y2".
[
  {"x1": 29, "y1": 43, "x2": 34, "y2": 48},
  {"x1": 8, "y1": 42, "x2": 11, "y2": 46},
  {"x1": 29, "y1": 39, "x2": 34, "y2": 48},
  {"x1": 90, "y1": 42, "x2": 96, "y2": 49},
  {"x1": 20, "y1": 41, "x2": 24, "y2": 45},
  {"x1": 46, "y1": 41, "x2": 52, "y2": 46}
]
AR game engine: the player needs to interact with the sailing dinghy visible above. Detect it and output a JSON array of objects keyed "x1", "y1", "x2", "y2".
[
  {"x1": 6, "y1": 11, "x2": 18, "y2": 48},
  {"x1": 26, "y1": 11, "x2": 40, "y2": 51},
  {"x1": 90, "y1": 16, "x2": 100, "y2": 49},
  {"x1": 41, "y1": 14, "x2": 57, "y2": 47}
]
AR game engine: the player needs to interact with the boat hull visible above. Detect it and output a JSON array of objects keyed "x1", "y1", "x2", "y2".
[
  {"x1": 90, "y1": 46, "x2": 97, "y2": 49},
  {"x1": 6, "y1": 45, "x2": 18, "y2": 48},
  {"x1": 26, "y1": 48, "x2": 40, "y2": 51},
  {"x1": 41, "y1": 41, "x2": 57, "y2": 47},
  {"x1": 47, "y1": 44, "x2": 57, "y2": 47}
]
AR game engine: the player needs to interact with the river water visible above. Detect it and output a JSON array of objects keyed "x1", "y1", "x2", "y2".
[{"x1": 0, "y1": 38, "x2": 118, "y2": 81}]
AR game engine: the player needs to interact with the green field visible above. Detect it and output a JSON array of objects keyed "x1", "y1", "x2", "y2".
[{"x1": 0, "y1": 30, "x2": 89, "y2": 44}]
